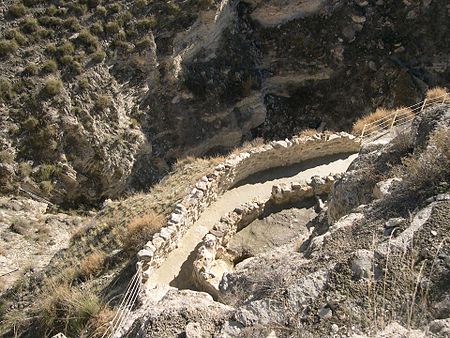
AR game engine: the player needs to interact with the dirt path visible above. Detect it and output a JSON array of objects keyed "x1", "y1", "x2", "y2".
[{"x1": 145, "y1": 153, "x2": 358, "y2": 289}]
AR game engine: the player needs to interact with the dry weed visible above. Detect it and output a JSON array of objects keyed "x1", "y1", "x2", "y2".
[
  {"x1": 79, "y1": 250, "x2": 106, "y2": 280},
  {"x1": 425, "y1": 87, "x2": 449, "y2": 102},
  {"x1": 122, "y1": 212, "x2": 164, "y2": 253}
]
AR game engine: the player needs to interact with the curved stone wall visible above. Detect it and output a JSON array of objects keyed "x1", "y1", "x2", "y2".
[
  {"x1": 192, "y1": 175, "x2": 337, "y2": 298},
  {"x1": 137, "y1": 132, "x2": 359, "y2": 281}
]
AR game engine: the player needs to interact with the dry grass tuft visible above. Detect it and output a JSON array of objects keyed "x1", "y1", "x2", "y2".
[
  {"x1": 352, "y1": 107, "x2": 415, "y2": 136},
  {"x1": 85, "y1": 306, "x2": 115, "y2": 338},
  {"x1": 352, "y1": 107, "x2": 395, "y2": 135},
  {"x1": 79, "y1": 250, "x2": 106, "y2": 280},
  {"x1": 425, "y1": 87, "x2": 448, "y2": 102},
  {"x1": 122, "y1": 212, "x2": 164, "y2": 253},
  {"x1": 297, "y1": 128, "x2": 318, "y2": 138},
  {"x1": 36, "y1": 283, "x2": 103, "y2": 336}
]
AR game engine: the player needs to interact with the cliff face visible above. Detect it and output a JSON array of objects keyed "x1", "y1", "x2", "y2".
[{"x1": 0, "y1": 0, "x2": 448, "y2": 206}]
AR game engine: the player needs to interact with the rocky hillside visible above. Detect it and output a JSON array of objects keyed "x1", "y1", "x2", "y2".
[
  {"x1": 0, "y1": 0, "x2": 448, "y2": 206},
  {"x1": 125, "y1": 103, "x2": 450, "y2": 337}
]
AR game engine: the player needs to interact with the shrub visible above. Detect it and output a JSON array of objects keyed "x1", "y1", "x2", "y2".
[
  {"x1": 112, "y1": 40, "x2": 133, "y2": 54},
  {"x1": 104, "y1": 21, "x2": 120, "y2": 35},
  {"x1": 95, "y1": 5, "x2": 107, "y2": 16},
  {"x1": 199, "y1": 0, "x2": 213, "y2": 9},
  {"x1": 107, "y1": 3, "x2": 122, "y2": 14},
  {"x1": 394, "y1": 127, "x2": 450, "y2": 196},
  {"x1": 0, "y1": 39, "x2": 19, "y2": 57},
  {"x1": 40, "y1": 180, "x2": 54, "y2": 195},
  {"x1": 57, "y1": 41, "x2": 75, "y2": 56},
  {"x1": 5, "y1": 29, "x2": 28, "y2": 45},
  {"x1": 36, "y1": 284, "x2": 103, "y2": 336},
  {"x1": 0, "y1": 78, "x2": 14, "y2": 101},
  {"x1": 42, "y1": 59, "x2": 58, "y2": 73},
  {"x1": 22, "y1": 116, "x2": 39, "y2": 130},
  {"x1": 90, "y1": 21, "x2": 104, "y2": 35},
  {"x1": 38, "y1": 16, "x2": 63, "y2": 28},
  {"x1": 136, "y1": 17, "x2": 157, "y2": 30},
  {"x1": 36, "y1": 164, "x2": 60, "y2": 181},
  {"x1": 18, "y1": 162, "x2": 32, "y2": 178},
  {"x1": 135, "y1": 0, "x2": 148, "y2": 9},
  {"x1": 79, "y1": 251, "x2": 106, "y2": 279},
  {"x1": 64, "y1": 17, "x2": 82, "y2": 31},
  {"x1": 68, "y1": 60, "x2": 83, "y2": 74},
  {"x1": 78, "y1": 77, "x2": 90, "y2": 90},
  {"x1": 24, "y1": 63, "x2": 38, "y2": 76},
  {"x1": 166, "y1": 2, "x2": 181, "y2": 15},
  {"x1": 8, "y1": 4, "x2": 27, "y2": 18},
  {"x1": 425, "y1": 87, "x2": 449, "y2": 103},
  {"x1": 59, "y1": 55, "x2": 74, "y2": 66},
  {"x1": 43, "y1": 77, "x2": 63, "y2": 96},
  {"x1": 0, "y1": 150, "x2": 14, "y2": 164},
  {"x1": 122, "y1": 212, "x2": 164, "y2": 253},
  {"x1": 69, "y1": 3, "x2": 88, "y2": 16},
  {"x1": 45, "y1": 5, "x2": 58, "y2": 16},
  {"x1": 22, "y1": 0, "x2": 40, "y2": 7},
  {"x1": 135, "y1": 37, "x2": 153, "y2": 51},
  {"x1": 20, "y1": 17, "x2": 40, "y2": 33},
  {"x1": 94, "y1": 95, "x2": 111, "y2": 111},
  {"x1": 91, "y1": 50, "x2": 106, "y2": 63},
  {"x1": 77, "y1": 29, "x2": 99, "y2": 52}
]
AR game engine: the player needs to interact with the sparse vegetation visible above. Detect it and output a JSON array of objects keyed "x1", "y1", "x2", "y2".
[
  {"x1": 42, "y1": 59, "x2": 58, "y2": 73},
  {"x1": 8, "y1": 4, "x2": 27, "y2": 18},
  {"x1": 91, "y1": 50, "x2": 106, "y2": 63},
  {"x1": 43, "y1": 77, "x2": 63, "y2": 96},
  {"x1": 123, "y1": 212, "x2": 164, "y2": 253},
  {"x1": 0, "y1": 39, "x2": 19, "y2": 57},
  {"x1": 35, "y1": 283, "x2": 104, "y2": 337},
  {"x1": 94, "y1": 95, "x2": 111, "y2": 111},
  {"x1": 79, "y1": 251, "x2": 106, "y2": 280}
]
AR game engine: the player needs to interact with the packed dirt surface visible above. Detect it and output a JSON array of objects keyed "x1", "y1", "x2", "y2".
[{"x1": 145, "y1": 153, "x2": 357, "y2": 289}]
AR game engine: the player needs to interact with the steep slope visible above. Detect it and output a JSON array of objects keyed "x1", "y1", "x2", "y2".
[{"x1": 0, "y1": 0, "x2": 448, "y2": 206}]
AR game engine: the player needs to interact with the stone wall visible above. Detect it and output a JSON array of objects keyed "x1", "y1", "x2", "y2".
[
  {"x1": 191, "y1": 175, "x2": 338, "y2": 297},
  {"x1": 137, "y1": 132, "x2": 359, "y2": 281}
]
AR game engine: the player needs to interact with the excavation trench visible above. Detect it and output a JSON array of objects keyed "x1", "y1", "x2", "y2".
[{"x1": 145, "y1": 152, "x2": 358, "y2": 292}]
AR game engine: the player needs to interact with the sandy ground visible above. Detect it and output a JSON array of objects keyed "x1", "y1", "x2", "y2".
[{"x1": 145, "y1": 153, "x2": 358, "y2": 289}]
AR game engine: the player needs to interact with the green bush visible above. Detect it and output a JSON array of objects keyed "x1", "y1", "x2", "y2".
[
  {"x1": 94, "y1": 95, "x2": 111, "y2": 111},
  {"x1": 43, "y1": 78, "x2": 63, "y2": 96},
  {"x1": 0, "y1": 79, "x2": 14, "y2": 101},
  {"x1": 76, "y1": 30, "x2": 98, "y2": 52},
  {"x1": 20, "y1": 17, "x2": 40, "y2": 33},
  {"x1": 0, "y1": 39, "x2": 19, "y2": 57},
  {"x1": 8, "y1": 4, "x2": 27, "y2": 18},
  {"x1": 57, "y1": 41, "x2": 75, "y2": 56},
  {"x1": 78, "y1": 77, "x2": 89, "y2": 91},
  {"x1": 38, "y1": 16, "x2": 63, "y2": 28},
  {"x1": 68, "y1": 61, "x2": 83, "y2": 74},
  {"x1": 90, "y1": 21, "x2": 104, "y2": 35},
  {"x1": 42, "y1": 59, "x2": 58, "y2": 73},
  {"x1": 45, "y1": 5, "x2": 58, "y2": 16},
  {"x1": 22, "y1": 116, "x2": 39, "y2": 130},
  {"x1": 69, "y1": 3, "x2": 88, "y2": 16},
  {"x1": 135, "y1": 37, "x2": 153, "y2": 51},
  {"x1": 112, "y1": 40, "x2": 133, "y2": 54},
  {"x1": 106, "y1": 3, "x2": 122, "y2": 14},
  {"x1": 59, "y1": 55, "x2": 74, "y2": 66},
  {"x1": 64, "y1": 17, "x2": 82, "y2": 31},
  {"x1": 166, "y1": 2, "x2": 181, "y2": 15},
  {"x1": 135, "y1": 0, "x2": 148, "y2": 9},
  {"x1": 104, "y1": 21, "x2": 120, "y2": 35},
  {"x1": 36, "y1": 164, "x2": 60, "y2": 182},
  {"x1": 136, "y1": 17, "x2": 157, "y2": 30},
  {"x1": 18, "y1": 162, "x2": 32, "y2": 178},
  {"x1": 0, "y1": 150, "x2": 14, "y2": 164},
  {"x1": 5, "y1": 29, "x2": 28, "y2": 45},
  {"x1": 24, "y1": 63, "x2": 39, "y2": 76},
  {"x1": 95, "y1": 5, "x2": 107, "y2": 17},
  {"x1": 40, "y1": 181, "x2": 54, "y2": 195},
  {"x1": 91, "y1": 50, "x2": 106, "y2": 63}
]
